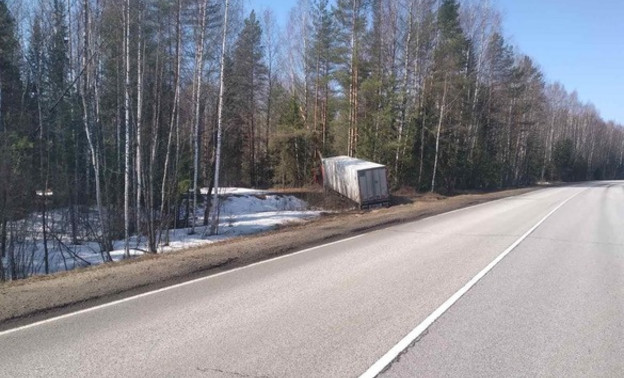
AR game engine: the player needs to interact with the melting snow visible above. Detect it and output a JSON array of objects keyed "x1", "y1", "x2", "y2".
[{"x1": 1, "y1": 188, "x2": 320, "y2": 278}]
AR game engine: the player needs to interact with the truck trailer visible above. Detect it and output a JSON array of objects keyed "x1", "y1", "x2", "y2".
[{"x1": 322, "y1": 156, "x2": 390, "y2": 208}]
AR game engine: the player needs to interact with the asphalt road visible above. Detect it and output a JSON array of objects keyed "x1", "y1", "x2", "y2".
[{"x1": 1, "y1": 183, "x2": 622, "y2": 377}]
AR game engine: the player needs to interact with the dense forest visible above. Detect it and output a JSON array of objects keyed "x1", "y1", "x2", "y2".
[{"x1": 1, "y1": 0, "x2": 623, "y2": 278}]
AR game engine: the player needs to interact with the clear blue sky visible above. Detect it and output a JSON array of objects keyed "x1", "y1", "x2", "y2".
[
  {"x1": 246, "y1": 0, "x2": 624, "y2": 124},
  {"x1": 244, "y1": 0, "x2": 293, "y2": 22},
  {"x1": 497, "y1": 0, "x2": 624, "y2": 124}
]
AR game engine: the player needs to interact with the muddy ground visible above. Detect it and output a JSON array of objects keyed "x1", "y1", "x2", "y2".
[{"x1": 0, "y1": 186, "x2": 540, "y2": 327}]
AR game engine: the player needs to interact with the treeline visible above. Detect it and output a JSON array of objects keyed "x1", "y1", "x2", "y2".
[{"x1": 1, "y1": 0, "x2": 623, "y2": 271}]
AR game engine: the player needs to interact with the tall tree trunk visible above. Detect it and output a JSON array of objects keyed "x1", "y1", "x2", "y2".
[
  {"x1": 190, "y1": 0, "x2": 208, "y2": 235},
  {"x1": 395, "y1": 1, "x2": 414, "y2": 184},
  {"x1": 263, "y1": 10, "x2": 276, "y2": 162},
  {"x1": 266, "y1": 67, "x2": 273, "y2": 161},
  {"x1": 541, "y1": 111, "x2": 556, "y2": 181},
  {"x1": 67, "y1": 0, "x2": 79, "y2": 245},
  {"x1": 347, "y1": 0, "x2": 358, "y2": 157},
  {"x1": 160, "y1": 0, "x2": 182, "y2": 247},
  {"x1": 147, "y1": 45, "x2": 162, "y2": 253},
  {"x1": 314, "y1": 54, "x2": 320, "y2": 136},
  {"x1": 417, "y1": 87, "x2": 427, "y2": 190},
  {"x1": 250, "y1": 73, "x2": 256, "y2": 186},
  {"x1": 322, "y1": 60, "x2": 330, "y2": 151},
  {"x1": 81, "y1": 0, "x2": 111, "y2": 260},
  {"x1": 123, "y1": 0, "x2": 131, "y2": 258},
  {"x1": 431, "y1": 75, "x2": 448, "y2": 193},
  {"x1": 504, "y1": 100, "x2": 514, "y2": 185},
  {"x1": 135, "y1": 3, "x2": 144, "y2": 238},
  {"x1": 467, "y1": 20, "x2": 488, "y2": 165},
  {"x1": 34, "y1": 57, "x2": 50, "y2": 274},
  {"x1": 210, "y1": 0, "x2": 229, "y2": 235},
  {"x1": 301, "y1": 10, "x2": 309, "y2": 130}
]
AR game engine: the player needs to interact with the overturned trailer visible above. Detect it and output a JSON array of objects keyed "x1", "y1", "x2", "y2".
[{"x1": 322, "y1": 156, "x2": 390, "y2": 208}]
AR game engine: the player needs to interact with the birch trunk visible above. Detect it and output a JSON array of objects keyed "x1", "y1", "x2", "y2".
[
  {"x1": 395, "y1": 1, "x2": 414, "y2": 184},
  {"x1": 123, "y1": 0, "x2": 131, "y2": 258},
  {"x1": 541, "y1": 111, "x2": 556, "y2": 181},
  {"x1": 135, "y1": 3, "x2": 143, "y2": 238},
  {"x1": 210, "y1": 0, "x2": 230, "y2": 236},
  {"x1": 159, "y1": 0, "x2": 182, "y2": 247},
  {"x1": 36, "y1": 77, "x2": 49, "y2": 274},
  {"x1": 431, "y1": 75, "x2": 448, "y2": 193},
  {"x1": 190, "y1": 0, "x2": 208, "y2": 235},
  {"x1": 347, "y1": 0, "x2": 357, "y2": 157},
  {"x1": 147, "y1": 47, "x2": 162, "y2": 253},
  {"x1": 416, "y1": 78, "x2": 427, "y2": 190},
  {"x1": 81, "y1": 0, "x2": 111, "y2": 259}
]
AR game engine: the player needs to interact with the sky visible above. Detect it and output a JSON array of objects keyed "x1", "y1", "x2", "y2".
[
  {"x1": 496, "y1": 0, "x2": 624, "y2": 124},
  {"x1": 245, "y1": 0, "x2": 624, "y2": 124}
]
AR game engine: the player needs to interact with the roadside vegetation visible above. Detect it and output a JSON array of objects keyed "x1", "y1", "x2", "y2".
[{"x1": 1, "y1": 0, "x2": 622, "y2": 281}]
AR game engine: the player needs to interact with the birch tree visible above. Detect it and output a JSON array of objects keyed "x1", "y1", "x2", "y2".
[
  {"x1": 189, "y1": 0, "x2": 209, "y2": 235},
  {"x1": 80, "y1": 0, "x2": 112, "y2": 259},
  {"x1": 210, "y1": 0, "x2": 230, "y2": 235},
  {"x1": 123, "y1": 0, "x2": 131, "y2": 257}
]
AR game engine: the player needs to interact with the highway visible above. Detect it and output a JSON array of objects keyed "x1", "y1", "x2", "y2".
[{"x1": 1, "y1": 183, "x2": 623, "y2": 377}]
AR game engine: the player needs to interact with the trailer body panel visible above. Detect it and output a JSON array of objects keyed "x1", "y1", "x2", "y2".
[{"x1": 322, "y1": 156, "x2": 389, "y2": 207}]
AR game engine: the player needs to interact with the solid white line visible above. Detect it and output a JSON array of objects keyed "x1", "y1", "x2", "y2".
[
  {"x1": 0, "y1": 234, "x2": 365, "y2": 337},
  {"x1": 359, "y1": 187, "x2": 586, "y2": 378}
]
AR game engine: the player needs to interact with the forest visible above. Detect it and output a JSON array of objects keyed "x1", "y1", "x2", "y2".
[{"x1": 1, "y1": 0, "x2": 623, "y2": 279}]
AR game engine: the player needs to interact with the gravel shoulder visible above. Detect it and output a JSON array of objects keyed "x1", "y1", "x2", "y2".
[{"x1": 0, "y1": 187, "x2": 538, "y2": 328}]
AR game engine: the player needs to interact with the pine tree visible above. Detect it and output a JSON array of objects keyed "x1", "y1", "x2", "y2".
[
  {"x1": 333, "y1": 0, "x2": 370, "y2": 157},
  {"x1": 310, "y1": 0, "x2": 336, "y2": 156}
]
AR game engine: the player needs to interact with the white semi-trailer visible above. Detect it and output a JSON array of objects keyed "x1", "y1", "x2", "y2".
[{"x1": 322, "y1": 156, "x2": 390, "y2": 208}]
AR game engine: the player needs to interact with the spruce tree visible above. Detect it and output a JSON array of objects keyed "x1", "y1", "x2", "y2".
[
  {"x1": 429, "y1": 0, "x2": 470, "y2": 193},
  {"x1": 310, "y1": 0, "x2": 337, "y2": 156},
  {"x1": 475, "y1": 32, "x2": 514, "y2": 188},
  {"x1": 230, "y1": 11, "x2": 267, "y2": 186},
  {"x1": 0, "y1": 0, "x2": 21, "y2": 128},
  {"x1": 0, "y1": 0, "x2": 26, "y2": 278},
  {"x1": 332, "y1": 0, "x2": 370, "y2": 157}
]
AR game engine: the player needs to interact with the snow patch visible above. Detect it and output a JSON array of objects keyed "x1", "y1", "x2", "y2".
[{"x1": 1, "y1": 189, "x2": 320, "y2": 279}]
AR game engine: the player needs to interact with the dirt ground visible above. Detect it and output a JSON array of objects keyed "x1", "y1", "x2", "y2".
[{"x1": 0, "y1": 186, "x2": 539, "y2": 327}]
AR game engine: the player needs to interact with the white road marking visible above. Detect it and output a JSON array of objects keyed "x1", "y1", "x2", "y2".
[
  {"x1": 0, "y1": 234, "x2": 366, "y2": 337},
  {"x1": 359, "y1": 187, "x2": 587, "y2": 378}
]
